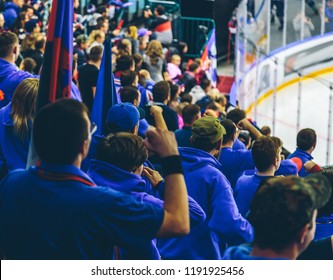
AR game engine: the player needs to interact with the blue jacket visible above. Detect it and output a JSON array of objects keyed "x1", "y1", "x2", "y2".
[
  {"x1": 233, "y1": 138, "x2": 246, "y2": 150},
  {"x1": 158, "y1": 147, "x2": 253, "y2": 259},
  {"x1": 0, "y1": 103, "x2": 31, "y2": 178},
  {"x1": 0, "y1": 59, "x2": 34, "y2": 109},
  {"x1": 175, "y1": 126, "x2": 192, "y2": 148},
  {"x1": 222, "y1": 243, "x2": 287, "y2": 260},
  {"x1": 87, "y1": 159, "x2": 205, "y2": 259},
  {"x1": 3, "y1": 2, "x2": 20, "y2": 29},
  {"x1": 315, "y1": 214, "x2": 333, "y2": 240},
  {"x1": 0, "y1": 162, "x2": 164, "y2": 259},
  {"x1": 287, "y1": 148, "x2": 313, "y2": 177},
  {"x1": 219, "y1": 147, "x2": 255, "y2": 189},
  {"x1": 234, "y1": 174, "x2": 272, "y2": 217}
]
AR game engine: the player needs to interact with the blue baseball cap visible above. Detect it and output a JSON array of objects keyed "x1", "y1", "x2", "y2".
[{"x1": 106, "y1": 103, "x2": 140, "y2": 131}]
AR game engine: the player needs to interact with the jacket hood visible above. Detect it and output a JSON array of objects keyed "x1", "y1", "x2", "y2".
[
  {"x1": 222, "y1": 244, "x2": 253, "y2": 260},
  {"x1": 0, "y1": 59, "x2": 18, "y2": 78},
  {"x1": 222, "y1": 243, "x2": 288, "y2": 260},
  {"x1": 179, "y1": 147, "x2": 222, "y2": 173},
  {"x1": 0, "y1": 103, "x2": 13, "y2": 127},
  {"x1": 5, "y1": 2, "x2": 20, "y2": 12},
  {"x1": 87, "y1": 159, "x2": 146, "y2": 193}
]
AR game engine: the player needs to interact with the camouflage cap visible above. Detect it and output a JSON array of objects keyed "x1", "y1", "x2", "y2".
[
  {"x1": 258, "y1": 174, "x2": 331, "y2": 209},
  {"x1": 191, "y1": 116, "x2": 226, "y2": 144}
]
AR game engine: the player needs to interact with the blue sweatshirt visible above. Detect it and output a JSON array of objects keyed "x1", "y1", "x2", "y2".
[
  {"x1": 158, "y1": 147, "x2": 253, "y2": 259},
  {"x1": 234, "y1": 174, "x2": 272, "y2": 217},
  {"x1": 3, "y1": 2, "x2": 20, "y2": 29},
  {"x1": 0, "y1": 59, "x2": 34, "y2": 109},
  {"x1": 315, "y1": 214, "x2": 333, "y2": 241},
  {"x1": 219, "y1": 147, "x2": 255, "y2": 189},
  {"x1": 0, "y1": 103, "x2": 31, "y2": 178},
  {"x1": 287, "y1": 148, "x2": 313, "y2": 177},
  {"x1": 0, "y1": 59, "x2": 81, "y2": 109},
  {"x1": 87, "y1": 159, "x2": 205, "y2": 259}
]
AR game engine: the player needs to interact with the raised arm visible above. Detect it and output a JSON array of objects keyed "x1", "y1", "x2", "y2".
[{"x1": 144, "y1": 128, "x2": 189, "y2": 237}]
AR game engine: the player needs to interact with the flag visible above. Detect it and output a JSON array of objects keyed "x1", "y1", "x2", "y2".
[
  {"x1": 27, "y1": 0, "x2": 73, "y2": 168},
  {"x1": 91, "y1": 38, "x2": 118, "y2": 136},
  {"x1": 35, "y1": 0, "x2": 73, "y2": 112},
  {"x1": 201, "y1": 28, "x2": 218, "y2": 87}
]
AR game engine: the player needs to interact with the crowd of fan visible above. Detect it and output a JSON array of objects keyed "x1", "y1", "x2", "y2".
[{"x1": 0, "y1": 0, "x2": 332, "y2": 260}]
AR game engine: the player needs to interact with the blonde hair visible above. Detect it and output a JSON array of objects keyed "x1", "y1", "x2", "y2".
[
  {"x1": 11, "y1": 78, "x2": 39, "y2": 140},
  {"x1": 87, "y1": 30, "x2": 104, "y2": 46},
  {"x1": 145, "y1": 40, "x2": 164, "y2": 65},
  {"x1": 117, "y1": 38, "x2": 132, "y2": 56},
  {"x1": 20, "y1": 32, "x2": 38, "y2": 52},
  {"x1": 128, "y1": 26, "x2": 138, "y2": 40}
]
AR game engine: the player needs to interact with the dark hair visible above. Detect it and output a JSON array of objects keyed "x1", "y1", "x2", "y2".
[
  {"x1": 297, "y1": 128, "x2": 317, "y2": 151},
  {"x1": 96, "y1": 132, "x2": 148, "y2": 172},
  {"x1": 248, "y1": 177, "x2": 315, "y2": 251},
  {"x1": 22, "y1": 4, "x2": 34, "y2": 13},
  {"x1": 261, "y1": 125, "x2": 271, "y2": 136},
  {"x1": 133, "y1": 53, "x2": 143, "y2": 68},
  {"x1": 20, "y1": 57, "x2": 36, "y2": 73},
  {"x1": 152, "y1": 81, "x2": 170, "y2": 103},
  {"x1": 0, "y1": 31, "x2": 18, "y2": 58},
  {"x1": 33, "y1": 99, "x2": 89, "y2": 164},
  {"x1": 96, "y1": 16, "x2": 106, "y2": 28},
  {"x1": 182, "y1": 104, "x2": 200, "y2": 125},
  {"x1": 155, "y1": 5, "x2": 165, "y2": 15},
  {"x1": 168, "y1": 81, "x2": 180, "y2": 101},
  {"x1": 116, "y1": 55, "x2": 134, "y2": 72},
  {"x1": 252, "y1": 136, "x2": 281, "y2": 172},
  {"x1": 96, "y1": 5, "x2": 107, "y2": 14},
  {"x1": 34, "y1": 36, "x2": 45, "y2": 50},
  {"x1": 107, "y1": 123, "x2": 136, "y2": 134},
  {"x1": 191, "y1": 138, "x2": 221, "y2": 153},
  {"x1": 189, "y1": 62, "x2": 200, "y2": 73},
  {"x1": 181, "y1": 94, "x2": 193, "y2": 104},
  {"x1": 226, "y1": 108, "x2": 246, "y2": 124},
  {"x1": 177, "y1": 41, "x2": 188, "y2": 54},
  {"x1": 200, "y1": 78, "x2": 211, "y2": 90},
  {"x1": 76, "y1": 34, "x2": 87, "y2": 46},
  {"x1": 120, "y1": 70, "x2": 137, "y2": 87},
  {"x1": 220, "y1": 119, "x2": 237, "y2": 145},
  {"x1": 120, "y1": 86, "x2": 139, "y2": 104},
  {"x1": 89, "y1": 45, "x2": 103, "y2": 62}
]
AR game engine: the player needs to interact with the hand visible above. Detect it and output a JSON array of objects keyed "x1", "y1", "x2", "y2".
[
  {"x1": 304, "y1": 160, "x2": 318, "y2": 172},
  {"x1": 142, "y1": 167, "x2": 163, "y2": 187},
  {"x1": 237, "y1": 118, "x2": 251, "y2": 130},
  {"x1": 144, "y1": 129, "x2": 179, "y2": 158},
  {"x1": 203, "y1": 109, "x2": 218, "y2": 118},
  {"x1": 112, "y1": 29, "x2": 120, "y2": 37}
]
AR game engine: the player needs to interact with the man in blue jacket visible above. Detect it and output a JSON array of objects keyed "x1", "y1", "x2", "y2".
[
  {"x1": 0, "y1": 31, "x2": 34, "y2": 109},
  {"x1": 223, "y1": 174, "x2": 331, "y2": 260},
  {"x1": 288, "y1": 128, "x2": 317, "y2": 177},
  {"x1": 87, "y1": 132, "x2": 205, "y2": 259},
  {"x1": 234, "y1": 136, "x2": 282, "y2": 217},
  {"x1": 158, "y1": 116, "x2": 253, "y2": 259},
  {"x1": 0, "y1": 99, "x2": 190, "y2": 259}
]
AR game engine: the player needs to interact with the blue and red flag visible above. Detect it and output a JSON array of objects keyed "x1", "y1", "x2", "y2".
[
  {"x1": 27, "y1": 0, "x2": 73, "y2": 168},
  {"x1": 35, "y1": 0, "x2": 73, "y2": 112},
  {"x1": 201, "y1": 28, "x2": 218, "y2": 87},
  {"x1": 91, "y1": 38, "x2": 118, "y2": 136}
]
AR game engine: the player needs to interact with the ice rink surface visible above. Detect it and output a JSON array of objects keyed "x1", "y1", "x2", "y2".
[{"x1": 249, "y1": 70, "x2": 333, "y2": 166}]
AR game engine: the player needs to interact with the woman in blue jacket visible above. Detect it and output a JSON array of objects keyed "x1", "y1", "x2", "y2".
[{"x1": 0, "y1": 78, "x2": 39, "y2": 179}]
